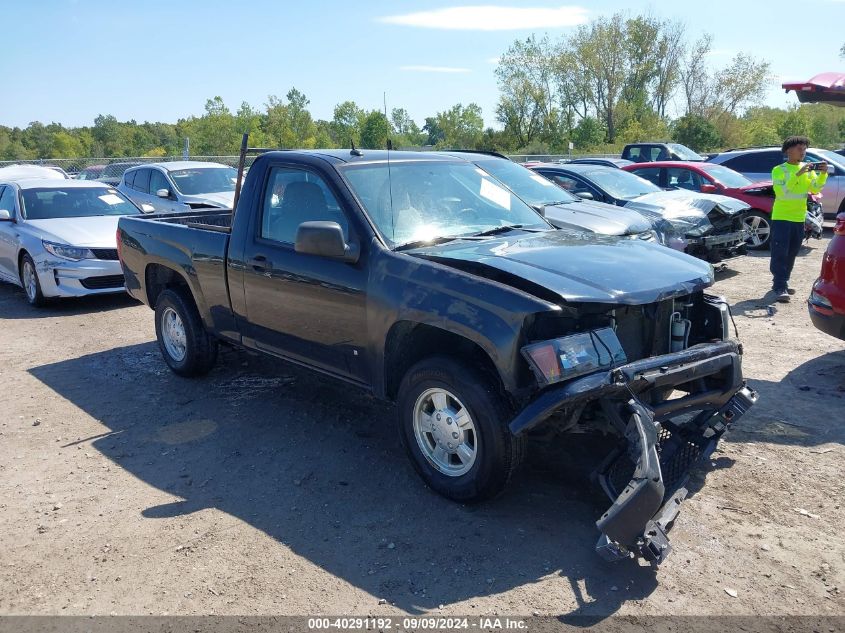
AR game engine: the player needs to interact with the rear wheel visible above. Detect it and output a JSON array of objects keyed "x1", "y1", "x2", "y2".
[
  {"x1": 743, "y1": 210, "x2": 771, "y2": 250},
  {"x1": 397, "y1": 356, "x2": 523, "y2": 502},
  {"x1": 154, "y1": 288, "x2": 218, "y2": 376},
  {"x1": 20, "y1": 253, "x2": 47, "y2": 307}
]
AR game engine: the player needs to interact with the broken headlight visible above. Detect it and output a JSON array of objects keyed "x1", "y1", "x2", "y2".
[{"x1": 522, "y1": 328, "x2": 628, "y2": 386}]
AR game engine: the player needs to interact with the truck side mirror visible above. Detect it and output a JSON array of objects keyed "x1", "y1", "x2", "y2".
[
  {"x1": 575, "y1": 191, "x2": 594, "y2": 200},
  {"x1": 0, "y1": 209, "x2": 12, "y2": 221},
  {"x1": 295, "y1": 221, "x2": 359, "y2": 263},
  {"x1": 156, "y1": 188, "x2": 171, "y2": 199},
  {"x1": 700, "y1": 183, "x2": 718, "y2": 193}
]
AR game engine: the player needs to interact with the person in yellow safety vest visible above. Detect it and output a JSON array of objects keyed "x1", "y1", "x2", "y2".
[{"x1": 770, "y1": 136, "x2": 828, "y2": 303}]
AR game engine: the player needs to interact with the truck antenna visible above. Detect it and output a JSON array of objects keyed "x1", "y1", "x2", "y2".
[{"x1": 350, "y1": 140, "x2": 363, "y2": 157}]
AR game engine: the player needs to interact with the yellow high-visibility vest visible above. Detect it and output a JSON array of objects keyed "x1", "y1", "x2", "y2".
[{"x1": 771, "y1": 161, "x2": 828, "y2": 222}]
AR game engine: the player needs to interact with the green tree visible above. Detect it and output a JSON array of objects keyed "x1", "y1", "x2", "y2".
[
  {"x1": 50, "y1": 131, "x2": 85, "y2": 158},
  {"x1": 359, "y1": 111, "x2": 391, "y2": 149},
  {"x1": 672, "y1": 114, "x2": 722, "y2": 151},
  {"x1": 777, "y1": 108, "x2": 811, "y2": 139},
  {"x1": 571, "y1": 117, "x2": 605, "y2": 149},
  {"x1": 495, "y1": 35, "x2": 557, "y2": 147},
  {"x1": 330, "y1": 101, "x2": 365, "y2": 147},
  {"x1": 422, "y1": 117, "x2": 445, "y2": 146},
  {"x1": 431, "y1": 103, "x2": 484, "y2": 148}
]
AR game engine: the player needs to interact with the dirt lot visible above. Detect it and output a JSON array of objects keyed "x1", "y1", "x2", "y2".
[{"x1": 0, "y1": 236, "x2": 843, "y2": 620}]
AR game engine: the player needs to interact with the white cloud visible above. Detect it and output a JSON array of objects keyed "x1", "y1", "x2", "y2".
[
  {"x1": 379, "y1": 5, "x2": 589, "y2": 31},
  {"x1": 400, "y1": 65, "x2": 472, "y2": 73},
  {"x1": 488, "y1": 57, "x2": 501, "y2": 65}
]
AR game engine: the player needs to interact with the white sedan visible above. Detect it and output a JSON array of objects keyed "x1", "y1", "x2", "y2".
[{"x1": 0, "y1": 178, "x2": 141, "y2": 306}]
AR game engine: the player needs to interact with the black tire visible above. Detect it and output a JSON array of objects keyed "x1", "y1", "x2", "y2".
[
  {"x1": 154, "y1": 288, "x2": 218, "y2": 377},
  {"x1": 743, "y1": 210, "x2": 771, "y2": 251},
  {"x1": 397, "y1": 356, "x2": 524, "y2": 502},
  {"x1": 20, "y1": 253, "x2": 48, "y2": 307}
]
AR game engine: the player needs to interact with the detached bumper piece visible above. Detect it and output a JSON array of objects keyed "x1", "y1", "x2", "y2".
[
  {"x1": 508, "y1": 340, "x2": 758, "y2": 565},
  {"x1": 595, "y1": 386, "x2": 756, "y2": 565}
]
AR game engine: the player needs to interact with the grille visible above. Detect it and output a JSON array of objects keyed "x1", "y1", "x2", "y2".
[
  {"x1": 80, "y1": 275, "x2": 125, "y2": 290},
  {"x1": 90, "y1": 248, "x2": 119, "y2": 260},
  {"x1": 707, "y1": 209, "x2": 745, "y2": 234},
  {"x1": 604, "y1": 427, "x2": 703, "y2": 498}
]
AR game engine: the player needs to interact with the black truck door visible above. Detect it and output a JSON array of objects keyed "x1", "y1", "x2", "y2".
[{"x1": 240, "y1": 164, "x2": 369, "y2": 383}]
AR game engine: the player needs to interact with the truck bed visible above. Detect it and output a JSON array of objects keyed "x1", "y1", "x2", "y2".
[
  {"x1": 141, "y1": 209, "x2": 234, "y2": 233},
  {"x1": 117, "y1": 211, "x2": 234, "y2": 329}
]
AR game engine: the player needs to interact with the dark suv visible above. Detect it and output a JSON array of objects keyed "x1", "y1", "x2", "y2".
[{"x1": 622, "y1": 142, "x2": 705, "y2": 163}]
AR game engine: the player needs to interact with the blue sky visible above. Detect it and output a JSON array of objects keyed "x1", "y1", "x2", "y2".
[{"x1": 2, "y1": 0, "x2": 843, "y2": 129}]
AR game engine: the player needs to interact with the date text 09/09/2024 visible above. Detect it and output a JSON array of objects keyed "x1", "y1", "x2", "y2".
[{"x1": 307, "y1": 616, "x2": 528, "y2": 630}]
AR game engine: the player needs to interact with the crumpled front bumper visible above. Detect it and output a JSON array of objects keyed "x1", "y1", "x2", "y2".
[{"x1": 509, "y1": 340, "x2": 758, "y2": 565}]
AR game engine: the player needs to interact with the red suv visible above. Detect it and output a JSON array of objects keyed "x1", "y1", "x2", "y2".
[
  {"x1": 809, "y1": 212, "x2": 845, "y2": 341},
  {"x1": 622, "y1": 161, "x2": 821, "y2": 250}
]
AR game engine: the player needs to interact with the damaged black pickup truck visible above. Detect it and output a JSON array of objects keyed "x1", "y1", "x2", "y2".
[{"x1": 117, "y1": 144, "x2": 757, "y2": 564}]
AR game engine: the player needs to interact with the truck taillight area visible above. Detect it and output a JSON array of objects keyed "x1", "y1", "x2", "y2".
[{"x1": 834, "y1": 213, "x2": 845, "y2": 236}]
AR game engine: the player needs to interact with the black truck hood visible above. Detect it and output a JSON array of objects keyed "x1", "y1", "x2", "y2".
[
  {"x1": 408, "y1": 230, "x2": 713, "y2": 305},
  {"x1": 544, "y1": 199, "x2": 652, "y2": 236}
]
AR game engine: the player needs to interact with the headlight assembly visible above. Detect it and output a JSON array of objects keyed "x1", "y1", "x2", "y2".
[
  {"x1": 42, "y1": 241, "x2": 96, "y2": 261},
  {"x1": 521, "y1": 327, "x2": 628, "y2": 386}
]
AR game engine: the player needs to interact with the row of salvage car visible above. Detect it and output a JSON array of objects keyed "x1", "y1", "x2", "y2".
[{"x1": 0, "y1": 152, "x2": 840, "y2": 343}]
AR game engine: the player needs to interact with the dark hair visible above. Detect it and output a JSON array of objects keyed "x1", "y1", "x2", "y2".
[{"x1": 782, "y1": 136, "x2": 810, "y2": 152}]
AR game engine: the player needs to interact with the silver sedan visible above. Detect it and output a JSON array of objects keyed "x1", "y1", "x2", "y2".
[{"x1": 0, "y1": 178, "x2": 140, "y2": 306}]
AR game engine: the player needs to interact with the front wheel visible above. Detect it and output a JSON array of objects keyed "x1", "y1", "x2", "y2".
[
  {"x1": 20, "y1": 253, "x2": 47, "y2": 307},
  {"x1": 743, "y1": 211, "x2": 771, "y2": 251},
  {"x1": 397, "y1": 356, "x2": 523, "y2": 502},
  {"x1": 154, "y1": 288, "x2": 218, "y2": 377}
]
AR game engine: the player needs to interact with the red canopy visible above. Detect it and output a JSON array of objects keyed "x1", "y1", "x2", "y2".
[{"x1": 782, "y1": 72, "x2": 845, "y2": 106}]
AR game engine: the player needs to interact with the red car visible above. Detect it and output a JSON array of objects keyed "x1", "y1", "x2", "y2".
[
  {"x1": 622, "y1": 161, "x2": 821, "y2": 250},
  {"x1": 809, "y1": 212, "x2": 845, "y2": 341}
]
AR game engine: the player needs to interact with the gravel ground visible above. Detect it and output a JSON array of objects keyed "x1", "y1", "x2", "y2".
[{"x1": 0, "y1": 235, "x2": 842, "y2": 619}]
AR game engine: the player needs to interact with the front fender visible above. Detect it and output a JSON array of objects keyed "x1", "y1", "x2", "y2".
[{"x1": 369, "y1": 250, "x2": 561, "y2": 395}]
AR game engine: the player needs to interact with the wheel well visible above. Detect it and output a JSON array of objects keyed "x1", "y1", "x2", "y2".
[
  {"x1": 838, "y1": 197, "x2": 845, "y2": 214},
  {"x1": 145, "y1": 263, "x2": 190, "y2": 308},
  {"x1": 384, "y1": 322, "x2": 505, "y2": 402},
  {"x1": 17, "y1": 250, "x2": 28, "y2": 280}
]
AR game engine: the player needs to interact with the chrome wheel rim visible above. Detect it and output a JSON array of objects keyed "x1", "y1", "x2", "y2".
[
  {"x1": 161, "y1": 307, "x2": 187, "y2": 362},
  {"x1": 413, "y1": 388, "x2": 477, "y2": 477},
  {"x1": 743, "y1": 215, "x2": 770, "y2": 247},
  {"x1": 22, "y1": 260, "x2": 37, "y2": 301}
]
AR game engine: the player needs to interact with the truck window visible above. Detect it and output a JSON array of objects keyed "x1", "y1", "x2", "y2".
[{"x1": 261, "y1": 167, "x2": 348, "y2": 244}]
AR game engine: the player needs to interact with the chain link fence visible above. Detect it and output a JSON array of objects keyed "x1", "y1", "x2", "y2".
[{"x1": 0, "y1": 152, "x2": 621, "y2": 179}]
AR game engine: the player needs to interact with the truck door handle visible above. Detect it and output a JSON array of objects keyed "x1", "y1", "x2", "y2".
[{"x1": 248, "y1": 256, "x2": 271, "y2": 271}]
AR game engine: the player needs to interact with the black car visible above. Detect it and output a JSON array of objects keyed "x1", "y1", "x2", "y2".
[{"x1": 622, "y1": 142, "x2": 705, "y2": 163}]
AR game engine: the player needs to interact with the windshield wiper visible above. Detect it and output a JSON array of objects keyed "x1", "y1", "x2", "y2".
[
  {"x1": 393, "y1": 235, "x2": 462, "y2": 252},
  {"x1": 544, "y1": 200, "x2": 574, "y2": 206},
  {"x1": 471, "y1": 224, "x2": 526, "y2": 237}
]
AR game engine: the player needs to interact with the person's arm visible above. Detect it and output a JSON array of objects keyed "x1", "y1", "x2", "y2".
[
  {"x1": 783, "y1": 165, "x2": 812, "y2": 194},
  {"x1": 809, "y1": 164, "x2": 829, "y2": 194}
]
